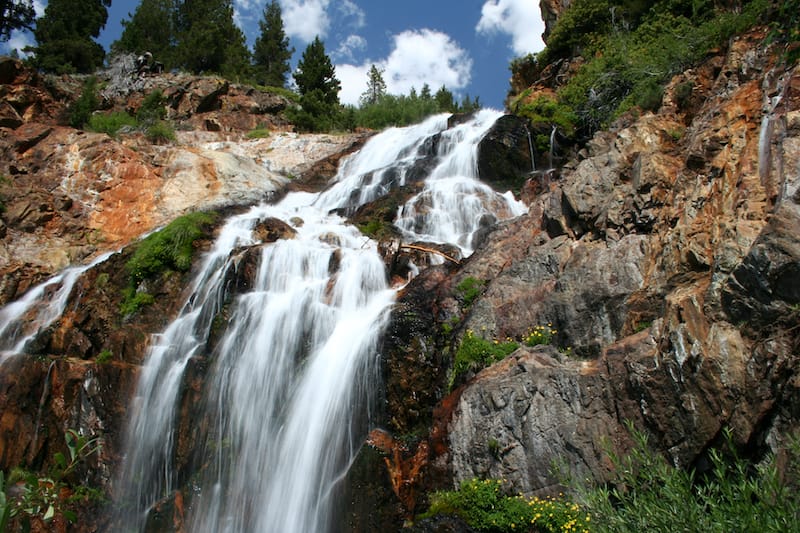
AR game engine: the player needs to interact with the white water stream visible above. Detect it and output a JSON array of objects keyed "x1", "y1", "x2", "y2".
[
  {"x1": 0, "y1": 111, "x2": 527, "y2": 532},
  {"x1": 0, "y1": 252, "x2": 113, "y2": 361}
]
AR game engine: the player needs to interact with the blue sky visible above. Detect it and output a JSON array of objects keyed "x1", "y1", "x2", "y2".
[{"x1": 2, "y1": 0, "x2": 546, "y2": 109}]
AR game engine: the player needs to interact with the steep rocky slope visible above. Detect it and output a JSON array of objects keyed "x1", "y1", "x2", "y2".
[
  {"x1": 0, "y1": 56, "x2": 367, "y2": 306},
  {"x1": 356, "y1": 26, "x2": 799, "y2": 530}
]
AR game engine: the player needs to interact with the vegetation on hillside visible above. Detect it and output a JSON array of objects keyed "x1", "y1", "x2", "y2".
[
  {"x1": 509, "y1": 0, "x2": 785, "y2": 145},
  {"x1": 420, "y1": 426, "x2": 800, "y2": 532}
]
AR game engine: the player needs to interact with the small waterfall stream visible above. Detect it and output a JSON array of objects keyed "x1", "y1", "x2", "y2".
[
  {"x1": 0, "y1": 252, "x2": 113, "y2": 361},
  {"x1": 0, "y1": 111, "x2": 527, "y2": 532}
]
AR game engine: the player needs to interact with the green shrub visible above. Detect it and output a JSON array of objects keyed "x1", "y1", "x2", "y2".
[
  {"x1": 422, "y1": 478, "x2": 591, "y2": 533},
  {"x1": 576, "y1": 425, "x2": 800, "y2": 532},
  {"x1": 145, "y1": 120, "x2": 176, "y2": 143},
  {"x1": 137, "y1": 89, "x2": 167, "y2": 125},
  {"x1": 514, "y1": 0, "x2": 772, "y2": 137},
  {"x1": 126, "y1": 211, "x2": 216, "y2": 285},
  {"x1": 87, "y1": 111, "x2": 137, "y2": 137},
  {"x1": 451, "y1": 330, "x2": 518, "y2": 388},
  {"x1": 68, "y1": 76, "x2": 99, "y2": 129}
]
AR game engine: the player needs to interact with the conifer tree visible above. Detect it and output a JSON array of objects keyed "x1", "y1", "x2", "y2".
[
  {"x1": 113, "y1": 0, "x2": 177, "y2": 68},
  {"x1": 174, "y1": 0, "x2": 249, "y2": 78},
  {"x1": 359, "y1": 64, "x2": 387, "y2": 106},
  {"x1": 29, "y1": 0, "x2": 111, "y2": 73},
  {"x1": 252, "y1": 0, "x2": 293, "y2": 88},
  {"x1": 292, "y1": 36, "x2": 341, "y2": 131},
  {"x1": 0, "y1": 0, "x2": 35, "y2": 41}
]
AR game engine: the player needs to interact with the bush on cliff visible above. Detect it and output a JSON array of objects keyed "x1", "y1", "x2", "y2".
[{"x1": 121, "y1": 211, "x2": 217, "y2": 315}]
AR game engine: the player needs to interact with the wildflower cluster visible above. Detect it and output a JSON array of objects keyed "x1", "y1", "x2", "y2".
[
  {"x1": 523, "y1": 324, "x2": 556, "y2": 347},
  {"x1": 422, "y1": 478, "x2": 591, "y2": 533}
]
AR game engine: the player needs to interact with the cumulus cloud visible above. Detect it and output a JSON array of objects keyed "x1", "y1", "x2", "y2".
[
  {"x1": 336, "y1": 29, "x2": 472, "y2": 107},
  {"x1": 476, "y1": 0, "x2": 545, "y2": 56},
  {"x1": 281, "y1": 0, "x2": 331, "y2": 42}
]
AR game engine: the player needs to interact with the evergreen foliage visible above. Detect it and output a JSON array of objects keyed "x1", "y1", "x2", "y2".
[
  {"x1": 291, "y1": 37, "x2": 341, "y2": 132},
  {"x1": 252, "y1": 0, "x2": 293, "y2": 88},
  {"x1": 29, "y1": 0, "x2": 111, "y2": 74},
  {"x1": 67, "y1": 76, "x2": 99, "y2": 128},
  {"x1": 174, "y1": 0, "x2": 250, "y2": 79},
  {"x1": 510, "y1": 0, "x2": 773, "y2": 141},
  {"x1": 0, "y1": 0, "x2": 34, "y2": 41},
  {"x1": 359, "y1": 64, "x2": 387, "y2": 106},
  {"x1": 112, "y1": 0, "x2": 177, "y2": 69}
]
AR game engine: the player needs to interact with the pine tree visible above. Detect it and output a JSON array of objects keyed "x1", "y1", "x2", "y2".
[
  {"x1": 29, "y1": 0, "x2": 111, "y2": 73},
  {"x1": 113, "y1": 0, "x2": 178, "y2": 69},
  {"x1": 0, "y1": 0, "x2": 35, "y2": 42},
  {"x1": 174, "y1": 0, "x2": 249, "y2": 78},
  {"x1": 292, "y1": 36, "x2": 341, "y2": 131},
  {"x1": 434, "y1": 85, "x2": 457, "y2": 113},
  {"x1": 252, "y1": 0, "x2": 293, "y2": 88},
  {"x1": 359, "y1": 64, "x2": 386, "y2": 106}
]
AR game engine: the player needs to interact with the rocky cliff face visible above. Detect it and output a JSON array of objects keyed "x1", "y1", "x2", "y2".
[
  {"x1": 0, "y1": 56, "x2": 367, "y2": 306},
  {"x1": 366, "y1": 26, "x2": 799, "y2": 528}
]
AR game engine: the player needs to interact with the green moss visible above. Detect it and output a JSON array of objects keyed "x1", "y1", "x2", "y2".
[
  {"x1": 455, "y1": 277, "x2": 485, "y2": 309},
  {"x1": 96, "y1": 349, "x2": 113, "y2": 364},
  {"x1": 246, "y1": 128, "x2": 271, "y2": 139}
]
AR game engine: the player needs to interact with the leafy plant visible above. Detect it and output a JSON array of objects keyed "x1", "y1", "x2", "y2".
[
  {"x1": 145, "y1": 120, "x2": 176, "y2": 143},
  {"x1": 523, "y1": 324, "x2": 556, "y2": 347},
  {"x1": 68, "y1": 76, "x2": 99, "y2": 129},
  {"x1": 137, "y1": 89, "x2": 168, "y2": 125},
  {"x1": 3, "y1": 429, "x2": 103, "y2": 529},
  {"x1": 422, "y1": 478, "x2": 591, "y2": 533},
  {"x1": 96, "y1": 349, "x2": 113, "y2": 364},
  {"x1": 451, "y1": 330, "x2": 518, "y2": 389}
]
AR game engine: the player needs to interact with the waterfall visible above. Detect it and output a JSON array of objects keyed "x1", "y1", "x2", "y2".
[
  {"x1": 42, "y1": 110, "x2": 527, "y2": 532},
  {"x1": 0, "y1": 252, "x2": 113, "y2": 361},
  {"x1": 395, "y1": 109, "x2": 527, "y2": 256}
]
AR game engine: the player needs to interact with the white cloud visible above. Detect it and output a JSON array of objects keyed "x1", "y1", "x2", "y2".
[
  {"x1": 476, "y1": 0, "x2": 545, "y2": 56},
  {"x1": 333, "y1": 34, "x2": 367, "y2": 62},
  {"x1": 280, "y1": 0, "x2": 331, "y2": 42},
  {"x1": 337, "y1": 0, "x2": 365, "y2": 29},
  {"x1": 336, "y1": 29, "x2": 473, "y2": 107}
]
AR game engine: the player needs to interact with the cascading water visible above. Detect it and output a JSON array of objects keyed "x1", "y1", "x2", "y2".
[
  {"x1": 394, "y1": 109, "x2": 527, "y2": 256},
  {"x1": 110, "y1": 110, "x2": 528, "y2": 531},
  {"x1": 0, "y1": 252, "x2": 113, "y2": 361}
]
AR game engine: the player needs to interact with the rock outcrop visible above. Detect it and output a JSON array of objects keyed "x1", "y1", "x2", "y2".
[
  {"x1": 0, "y1": 56, "x2": 368, "y2": 306},
  {"x1": 372, "y1": 27, "x2": 800, "y2": 522}
]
